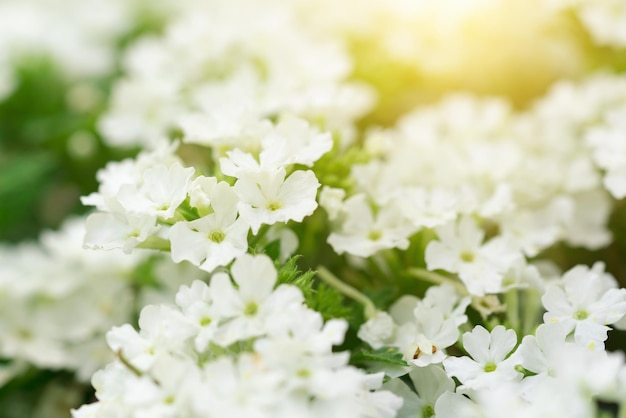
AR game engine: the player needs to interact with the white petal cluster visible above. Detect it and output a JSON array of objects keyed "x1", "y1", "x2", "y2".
[
  {"x1": 81, "y1": 144, "x2": 189, "y2": 253},
  {"x1": 99, "y1": 1, "x2": 373, "y2": 149},
  {"x1": 358, "y1": 284, "x2": 470, "y2": 368},
  {"x1": 324, "y1": 74, "x2": 626, "y2": 302},
  {"x1": 4, "y1": 0, "x2": 626, "y2": 416},
  {"x1": 72, "y1": 254, "x2": 402, "y2": 418},
  {"x1": 328, "y1": 87, "x2": 618, "y2": 262},
  {"x1": 327, "y1": 194, "x2": 417, "y2": 258},
  {"x1": 443, "y1": 325, "x2": 521, "y2": 391},
  {"x1": 169, "y1": 178, "x2": 249, "y2": 273},
  {"x1": 542, "y1": 262, "x2": 626, "y2": 349},
  {"x1": 82, "y1": 130, "x2": 324, "y2": 270},
  {"x1": 0, "y1": 217, "x2": 202, "y2": 382},
  {"x1": 430, "y1": 322, "x2": 626, "y2": 418},
  {"x1": 379, "y1": 263, "x2": 626, "y2": 418},
  {"x1": 425, "y1": 216, "x2": 524, "y2": 296}
]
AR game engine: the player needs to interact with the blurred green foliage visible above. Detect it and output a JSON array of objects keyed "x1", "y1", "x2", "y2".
[{"x1": 0, "y1": 57, "x2": 135, "y2": 242}]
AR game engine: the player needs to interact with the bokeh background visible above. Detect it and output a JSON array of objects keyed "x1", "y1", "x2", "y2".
[{"x1": 1, "y1": 0, "x2": 626, "y2": 416}]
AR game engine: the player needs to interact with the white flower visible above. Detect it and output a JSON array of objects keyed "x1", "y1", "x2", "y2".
[
  {"x1": 179, "y1": 104, "x2": 260, "y2": 147},
  {"x1": 319, "y1": 186, "x2": 346, "y2": 221},
  {"x1": 358, "y1": 295, "x2": 461, "y2": 369},
  {"x1": 420, "y1": 283, "x2": 471, "y2": 326},
  {"x1": 443, "y1": 325, "x2": 521, "y2": 391},
  {"x1": 81, "y1": 143, "x2": 181, "y2": 212},
  {"x1": 515, "y1": 323, "x2": 569, "y2": 386},
  {"x1": 425, "y1": 216, "x2": 523, "y2": 296},
  {"x1": 81, "y1": 146, "x2": 190, "y2": 253},
  {"x1": 404, "y1": 306, "x2": 459, "y2": 367},
  {"x1": 327, "y1": 194, "x2": 416, "y2": 257},
  {"x1": 396, "y1": 187, "x2": 460, "y2": 230},
  {"x1": 253, "y1": 308, "x2": 351, "y2": 391},
  {"x1": 587, "y1": 118, "x2": 626, "y2": 199},
  {"x1": 516, "y1": 321, "x2": 626, "y2": 406},
  {"x1": 98, "y1": 78, "x2": 183, "y2": 148},
  {"x1": 116, "y1": 162, "x2": 195, "y2": 219},
  {"x1": 210, "y1": 254, "x2": 305, "y2": 346},
  {"x1": 106, "y1": 305, "x2": 195, "y2": 372},
  {"x1": 556, "y1": 190, "x2": 612, "y2": 251},
  {"x1": 169, "y1": 181, "x2": 249, "y2": 273},
  {"x1": 259, "y1": 114, "x2": 333, "y2": 167},
  {"x1": 233, "y1": 168, "x2": 320, "y2": 234},
  {"x1": 383, "y1": 365, "x2": 455, "y2": 418},
  {"x1": 220, "y1": 148, "x2": 268, "y2": 178},
  {"x1": 262, "y1": 225, "x2": 299, "y2": 262},
  {"x1": 83, "y1": 206, "x2": 160, "y2": 254},
  {"x1": 498, "y1": 197, "x2": 574, "y2": 257},
  {"x1": 174, "y1": 281, "x2": 222, "y2": 351},
  {"x1": 73, "y1": 253, "x2": 402, "y2": 418},
  {"x1": 357, "y1": 311, "x2": 397, "y2": 350},
  {"x1": 434, "y1": 391, "x2": 481, "y2": 418},
  {"x1": 542, "y1": 262, "x2": 626, "y2": 348}
]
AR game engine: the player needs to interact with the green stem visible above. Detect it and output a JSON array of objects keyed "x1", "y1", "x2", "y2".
[
  {"x1": 316, "y1": 266, "x2": 378, "y2": 319},
  {"x1": 618, "y1": 402, "x2": 626, "y2": 418},
  {"x1": 116, "y1": 349, "x2": 144, "y2": 378},
  {"x1": 504, "y1": 289, "x2": 520, "y2": 332},
  {"x1": 248, "y1": 224, "x2": 270, "y2": 250},
  {"x1": 367, "y1": 255, "x2": 392, "y2": 285},
  {"x1": 407, "y1": 267, "x2": 467, "y2": 295},
  {"x1": 522, "y1": 288, "x2": 543, "y2": 336},
  {"x1": 117, "y1": 349, "x2": 160, "y2": 386}
]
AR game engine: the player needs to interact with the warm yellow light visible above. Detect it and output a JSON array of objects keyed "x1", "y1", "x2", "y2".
[{"x1": 309, "y1": 0, "x2": 594, "y2": 123}]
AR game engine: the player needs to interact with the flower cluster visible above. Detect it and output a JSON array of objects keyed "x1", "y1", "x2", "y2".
[
  {"x1": 81, "y1": 124, "x2": 325, "y2": 271},
  {"x1": 361, "y1": 262, "x2": 626, "y2": 417},
  {"x1": 327, "y1": 84, "x2": 621, "y2": 263},
  {"x1": 72, "y1": 254, "x2": 402, "y2": 418},
  {"x1": 99, "y1": 1, "x2": 372, "y2": 149},
  {"x1": 3, "y1": 0, "x2": 626, "y2": 417},
  {"x1": 0, "y1": 218, "x2": 204, "y2": 383}
]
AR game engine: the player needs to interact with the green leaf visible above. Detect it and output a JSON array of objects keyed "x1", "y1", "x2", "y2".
[
  {"x1": 352, "y1": 346, "x2": 409, "y2": 367},
  {"x1": 308, "y1": 282, "x2": 355, "y2": 322},
  {"x1": 275, "y1": 256, "x2": 357, "y2": 322}
]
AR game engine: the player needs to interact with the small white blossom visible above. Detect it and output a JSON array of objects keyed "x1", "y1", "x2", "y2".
[
  {"x1": 542, "y1": 262, "x2": 626, "y2": 348},
  {"x1": 233, "y1": 168, "x2": 320, "y2": 234},
  {"x1": 84, "y1": 209, "x2": 160, "y2": 253},
  {"x1": 426, "y1": 216, "x2": 523, "y2": 296},
  {"x1": 259, "y1": 114, "x2": 333, "y2": 167},
  {"x1": 443, "y1": 325, "x2": 521, "y2": 391},
  {"x1": 384, "y1": 365, "x2": 455, "y2": 418},
  {"x1": 328, "y1": 194, "x2": 416, "y2": 257},
  {"x1": 169, "y1": 181, "x2": 249, "y2": 273},
  {"x1": 357, "y1": 311, "x2": 397, "y2": 350},
  {"x1": 116, "y1": 162, "x2": 194, "y2": 219},
  {"x1": 209, "y1": 254, "x2": 305, "y2": 345},
  {"x1": 405, "y1": 306, "x2": 459, "y2": 367}
]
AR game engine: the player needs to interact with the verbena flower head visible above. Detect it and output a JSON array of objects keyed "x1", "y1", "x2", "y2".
[
  {"x1": 443, "y1": 325, "x2": 521, "y2": 391},
  {"x1": 542, "y1": 262, "x2": 626, "y2": 349},
  {"x1": 0, "y1": 217, "x2": 201, "y2": 382},
  {"x1": 72, "y1": 254, "x2": 402, "y2": 418}
]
